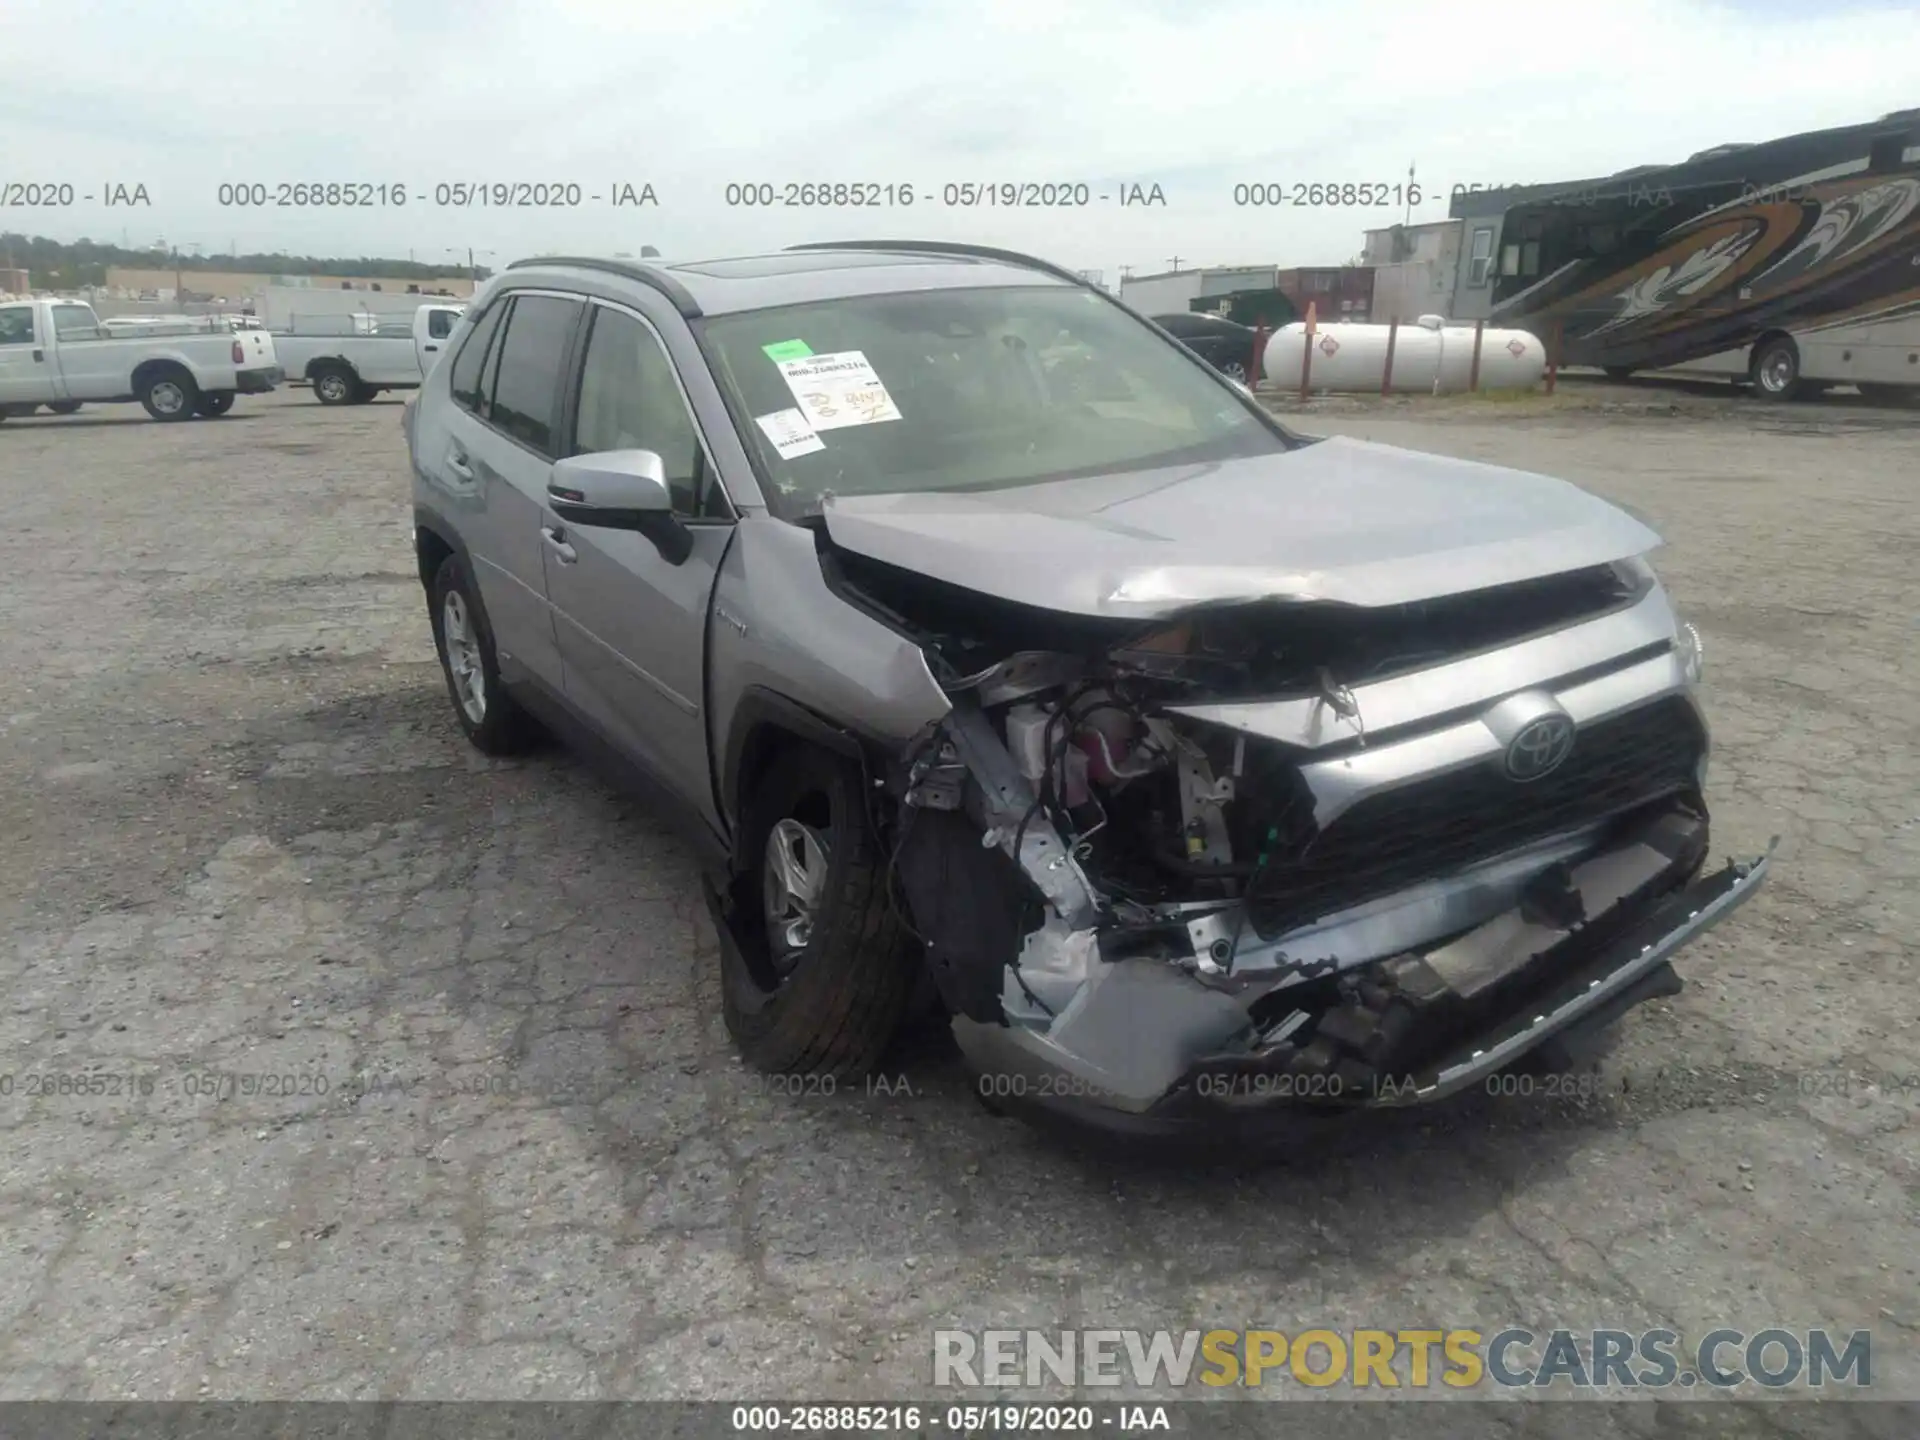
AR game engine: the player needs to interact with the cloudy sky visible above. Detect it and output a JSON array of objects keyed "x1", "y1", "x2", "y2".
[{"x1": 6, "y1": 0, "x2": 1915, "y2": 280}]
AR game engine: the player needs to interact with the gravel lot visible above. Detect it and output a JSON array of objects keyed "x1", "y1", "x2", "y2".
[{"x1": 1, "y1": 384, "x2": 1916, "y2": 1424}]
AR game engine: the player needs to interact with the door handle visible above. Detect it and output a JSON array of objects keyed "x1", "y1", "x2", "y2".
[
  {"x1": 445, "y1": 448, "x2": 473, "y2": 480},
  {"x1": 32, "y1": 349, "x2": 43, "y2": 362},
  {"x1": 540, "y1": 525, "x2": 578, "y2": 564}
]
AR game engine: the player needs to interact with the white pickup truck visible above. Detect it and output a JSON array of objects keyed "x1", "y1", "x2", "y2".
[
  {"x1": 274, "y1": 303, "x2": 466, "y2": 405},
  {"x1": 0, "y1": 298, "x2": 283, "y2": 421}
]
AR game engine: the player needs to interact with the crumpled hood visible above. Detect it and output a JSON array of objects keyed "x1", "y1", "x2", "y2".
[{"x1": 819, "y1": 435, "x2": 1664, "y2": 617}]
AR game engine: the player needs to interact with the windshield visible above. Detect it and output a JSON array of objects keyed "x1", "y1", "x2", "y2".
[{"x1": 698, "y1": 284, "x2": 1287, "y2": 515}]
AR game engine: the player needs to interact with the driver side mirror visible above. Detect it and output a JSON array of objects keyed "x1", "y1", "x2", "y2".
[{"x1": 547, "y1": 450, "x2": 692, "y2": 565}]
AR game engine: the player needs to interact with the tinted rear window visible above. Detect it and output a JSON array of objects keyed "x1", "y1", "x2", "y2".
[{"x1": 487, "y1": 295, "x2": 582, "y2": 453}]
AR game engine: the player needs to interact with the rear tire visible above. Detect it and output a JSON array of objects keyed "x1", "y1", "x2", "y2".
[
  {"x1": 193, "y1": 391, "x2": 235, "y2": 418},
  {"x1": 312, "y1": 366, "x2": 356, "y2": 405},
  {"x1": 1748, "y1": 335, "x2": 1801, "y2": 402},
  {"x1": 46, "y1": 401, "x2": 82, "y2": 415},
  {"x1": 351, "y1": 382, "x2": 379, "y2": 403},
  {"x1": 427, "y1": 553, "x2": 543, "y2": 755},
  {"x1": 720, "y1": 746, "x2": 920, "y2": 1079},
  {"x1": 139, "y1": 367, "x2": 199, "y2": 421}
]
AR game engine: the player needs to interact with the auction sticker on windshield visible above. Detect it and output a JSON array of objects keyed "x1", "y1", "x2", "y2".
[
  {"x1": 753, "y1": 407, "x2": 826, "y2": 459},
  {"x1": 774, "y1": 350, "x2": 903, "y2": 430}
]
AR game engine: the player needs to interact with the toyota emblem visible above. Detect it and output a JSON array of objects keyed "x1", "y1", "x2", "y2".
[{"x1": 1504, "y1": 713, "x2": 1576, "y2": 781}]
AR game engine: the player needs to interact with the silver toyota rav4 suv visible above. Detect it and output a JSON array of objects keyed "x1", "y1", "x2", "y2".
[{"x1": 406, "y1": 242, "x2": 1772, "y2": 1139}]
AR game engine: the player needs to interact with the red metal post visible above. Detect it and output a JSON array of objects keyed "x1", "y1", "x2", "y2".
[
  {"x1": 1468, "y1": 319, "x2": 1485, "y2": 392},
  {"x1": 1381, "y1": 317, "x2": 1399, "y2": 395},
  {"x1": 1545, "y1": 320, "x2": 1562, "y2": 395},
  {"x1": 1299, "y1": 303, "x2": 1319, "y2": 400}
]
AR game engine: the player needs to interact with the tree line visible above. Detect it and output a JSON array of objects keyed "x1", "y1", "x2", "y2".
[{"x1": 0, "y1": 233, "x2": 489, "y2": 289}]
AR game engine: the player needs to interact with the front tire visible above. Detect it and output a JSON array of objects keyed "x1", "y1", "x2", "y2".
[
  {"x1": 428, "y1": 553, "x2": 542, "y2": 755},
  {"x1": 139, "y1": 368, "x2": 198, "y2": 421},
  {"x1": 1749, "y1": 336, "x2": 1801, "y2": 402},
  {"x1": 193, "y1": 391, "x2": 235, "y2": 418},
  {"x1": 312, "y1": 367, "x2": 356, "y2": 405},
  {"x1": 720, "y1": 746, "x2": 920, "y2": 1079}
]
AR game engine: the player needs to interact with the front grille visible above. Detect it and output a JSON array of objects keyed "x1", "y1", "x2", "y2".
[{"x1": 1247, "y1": 696, "x2": 1705, "y2": 939}]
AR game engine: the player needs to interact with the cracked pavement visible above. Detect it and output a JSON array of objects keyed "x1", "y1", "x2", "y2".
[{"x1": 1, "y1": 386, "x2": 1916, "y2": 1424}]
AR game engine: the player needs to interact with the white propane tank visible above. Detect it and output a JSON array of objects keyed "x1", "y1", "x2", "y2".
[{"x1": 1263, "y1": 317, "x2": 1545, "y2": 393}]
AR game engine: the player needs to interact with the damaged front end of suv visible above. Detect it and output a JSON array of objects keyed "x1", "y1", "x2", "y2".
[{"x1": 821, "y1": 516, "x2": 1772, "y2": 1136}]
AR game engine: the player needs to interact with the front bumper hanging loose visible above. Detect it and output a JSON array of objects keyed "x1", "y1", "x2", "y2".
[
  {"x1": 1358, "y1": 841, "x2": 1772, "y2": 1106},
  {"x1": 952, "y1": 825, "x2": 1774, "y2": 1139}
]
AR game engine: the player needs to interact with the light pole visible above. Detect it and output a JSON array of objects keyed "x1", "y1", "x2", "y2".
[
  {"x1": 446, "y1": 247, "x2": 495, "y2": 291},
  {"x1": 149, "y1": 238, "x2": 173, "y2": 301}
]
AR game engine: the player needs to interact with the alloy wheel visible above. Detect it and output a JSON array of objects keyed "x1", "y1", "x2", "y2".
[
  {"x1": 762, "y1": 816, "x2": 831, "y2": 974},
  {"x1": 441, "y1": 590, "x2": 486, "y2": 724}
]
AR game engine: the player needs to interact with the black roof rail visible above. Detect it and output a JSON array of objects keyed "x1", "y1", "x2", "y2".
[
  {"x1": 786, "y1": 239, "x2": 1096, "y2": 293},
  {"x1": 505, "y1": 254, "x2": 702, "y2": 318}
]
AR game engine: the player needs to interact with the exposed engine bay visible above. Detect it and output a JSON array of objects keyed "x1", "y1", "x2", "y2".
[{"x1": 822, "y1": 540, "x2": 1771, "y2": 1121}]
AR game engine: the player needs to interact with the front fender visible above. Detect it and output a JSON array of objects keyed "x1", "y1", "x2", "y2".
[{"x1": 706, "y1": 515, "x2": 950, "y2": 836}]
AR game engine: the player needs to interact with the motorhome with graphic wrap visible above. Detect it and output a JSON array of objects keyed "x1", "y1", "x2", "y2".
[{"x1": 1486, "y1": 109, "x2": 1920, "y2": 401}]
